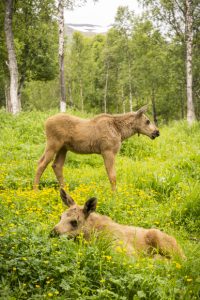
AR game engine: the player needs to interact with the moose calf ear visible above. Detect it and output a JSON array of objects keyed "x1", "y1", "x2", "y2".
[
  {"x1": 136, "y1": 105, "x2": 148, "y2": 117},
  {"x1": 83, "y1": 197, "x2": 97, "y2": 217},
  {"x1": 60, "y1": 189, "x2": 75, "y2": 207}
]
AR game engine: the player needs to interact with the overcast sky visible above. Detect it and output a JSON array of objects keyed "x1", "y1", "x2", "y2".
[{"x1": 65, "y1": 0, "x2": 142, "y2": 26}]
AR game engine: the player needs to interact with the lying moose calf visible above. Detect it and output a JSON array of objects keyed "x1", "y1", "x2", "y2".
[{"x1": 51, "y1": 189, "x2": 185, "y2": 259}]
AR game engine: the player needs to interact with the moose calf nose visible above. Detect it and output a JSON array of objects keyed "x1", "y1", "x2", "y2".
[
  {"x1": 156, "y1": 130, "x2": 160, "y2": 136},
  {"x1": 155, "y1": 130, "x2": 160, "y2": 137}
]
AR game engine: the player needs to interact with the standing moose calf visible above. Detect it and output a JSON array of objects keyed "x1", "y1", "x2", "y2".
[
  {"x1": 34, "y1": 106, "x2": 159, "y2": 190},
  {"x1": 51, "y1": 189, "x2": 185, "y2": 259}
]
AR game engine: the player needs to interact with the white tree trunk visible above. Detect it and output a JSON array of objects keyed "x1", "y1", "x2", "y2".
[
  {"x1": 58, "y1": 0, "x2": 66, "y2": 112},
  {"x1": 4, "y1": 0, "x2": 20, "y2": 114},
  {"x1": 186, "y1": 0, "x2": 196, "y2": 124},
  {"x1": 5, "y1": 80, "x2": 12, "y2": 112}
]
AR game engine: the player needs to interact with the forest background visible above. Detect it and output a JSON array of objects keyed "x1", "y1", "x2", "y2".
[
  {"x1": 1, "y1": 1, "x2": 200, "y2": 298},
  {"x1": 0, "y1": 0, "x2": 200, "y2": 124}
]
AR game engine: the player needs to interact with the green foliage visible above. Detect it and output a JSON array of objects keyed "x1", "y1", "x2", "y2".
[
  {"x1": 139, "y1": 0, "x2": 200, "y2": 120},
  {"x1": 13, "y1": 0, "x2": 58, "y2": 82},
  {"x1": 0, "y1": 0, "x2": 58, "y2": 109},
  {"x1": 21, "y1": 80, "x2": 59, "y2": 111},
  {"x1": 171, "y1": 183, "x2": 200, "y2": 233},
  {"x1": 1, "y1": 3, "x2": 200, "y2": 120},
  {"x1": 0, "y1": 111, "x2": 200, "y2": 299},
  {"x1": 61, "y1": 13, "x2": 199, "y2": 120}
]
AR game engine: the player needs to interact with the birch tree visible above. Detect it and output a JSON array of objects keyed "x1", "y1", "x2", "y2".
[
  {"x1": 4, "y1": 0, "x2": 20, "y2": 114},
  {"x1": 3, "y1": 0, "x2": 58, "y2": 113},
  {"x1": 69, "y1": 32, "x2": 88, "y2": 112},
  {"x1": 57, "y1": 0, "x2": 89, "y2": 112},
  {"x1": 186, "y1": 0, "x2": 196, "y2": 124},
  {"x1": 58, "y1": 0, "x2": 67, "y2": 112},
  {"x1": 15, "y1": 0, "x2": 58, "y2": 105},
  {"x1": 103, "y1": 61, "x2": 109, "y2": 113},
  {"x1": 114, "y1": 6, "x2": 134, "y2": 112},
  {"x1": 140, "y1": 0, "x2": 198, "y2": 124}
]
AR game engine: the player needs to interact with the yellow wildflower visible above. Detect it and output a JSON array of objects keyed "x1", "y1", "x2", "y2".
[
  {"x1": 115, "y1": 246, "x2": 122, "y2": 253},
  {"x1": 22, "y1": 257, "x2": 27, "y2": 261},
  {"x1": 47, "y1": 293, "x2": 53, "y2": 297},
  {"x1": 175, "y1": 263, "x2": 181, "y2": 269}
]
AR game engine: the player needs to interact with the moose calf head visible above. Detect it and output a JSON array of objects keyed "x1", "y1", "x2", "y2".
[
  {"x1": 50, "y1": 189, "x2": 97, "y2": 238},
  {"x1": 135, "y1": 105, "x2": 160, "y2": 140}
]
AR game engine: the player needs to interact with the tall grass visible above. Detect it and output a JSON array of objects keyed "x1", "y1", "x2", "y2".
[{"x1": 0, "y1": 110, "x2": 199, "y2": 299}]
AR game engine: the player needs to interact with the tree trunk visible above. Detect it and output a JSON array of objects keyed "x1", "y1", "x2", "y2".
[
  {"x1": 151, "y1": 89, "x2": 158, "y2": 126},
  {"x1": 80, "y1": 79, "x2": 84, "y2": 112},
  {"x1": 4, "y1": 0, "x2": 20, "y2": 114},
  {"x1": 17, "y1": 75, "x2": 25, "y2": 110},
  {"x1": 185, "y1": 0, "x2": 196, "y2": 124},
  {"x1": 180, "y1": 85, "x2": 185, "y2": 119},
  {"x1": 103, "y1": 64, "x2": 109, "y2": 113},
  {"x1": 128, "y1": 60, "x2": 133, "y2": 112},
  {"x1": 121, "y1": 86, "x2": 126, "y2": 114},
  {"x1": 58, "y1": 0, "x2": 66, "y2": 112},
  {"x1": 5, "y1": 80, "x2": 12, "y2": 112},
  {"x1": 68, "y1": 82, "x2": 73, "y2": 108}
]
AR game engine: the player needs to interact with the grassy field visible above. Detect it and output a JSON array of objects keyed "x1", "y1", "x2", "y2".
[{"x1": 0, "y1": 110, "x2": 200, "y2": 300}]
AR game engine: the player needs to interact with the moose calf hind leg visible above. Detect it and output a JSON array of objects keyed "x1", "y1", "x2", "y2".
[
  {"x1": 102, "y1": 151, "x2": 117, "y2": 191},
  {"x1": 52, "y1": 148, "x2": 67, "y2": 187},
  {"x1": 33, "y1": 149, "x2": 55, "y2": 190},
  {"x1": 145, "y1": 229, "x2": 185, "y2": 258}
]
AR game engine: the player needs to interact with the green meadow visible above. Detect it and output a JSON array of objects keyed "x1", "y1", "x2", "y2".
[{"x1": 0, "y1": 110, "x2": 200, "y2": 299}]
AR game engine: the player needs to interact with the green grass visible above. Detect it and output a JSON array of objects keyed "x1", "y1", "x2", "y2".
[{"x1": 0, "y1": 110, "x2": 200, "y2": 299}]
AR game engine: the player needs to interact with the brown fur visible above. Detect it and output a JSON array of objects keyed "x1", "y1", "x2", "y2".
[
  {"x1": 34, "y1": 106, "x2": 159, "y2": 190},
  {"x1": 51, "y1": 189, "x2": 185, "y2": 259}
]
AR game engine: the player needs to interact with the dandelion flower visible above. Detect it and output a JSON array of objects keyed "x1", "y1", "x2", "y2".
[
  {"x1": 175, "y1": 263, "x2": 181, "y2": 269},
  {"x1": 47, "y1": 293, "x2": 53, "y2": 297}
]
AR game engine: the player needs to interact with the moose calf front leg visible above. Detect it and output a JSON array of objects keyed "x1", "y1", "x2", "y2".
[{"x1": 102, "y1": 151, "x2": 116, "y2": 191}]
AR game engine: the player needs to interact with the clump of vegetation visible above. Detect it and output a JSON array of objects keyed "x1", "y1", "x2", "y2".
[{"x1": 0, "y1": 111, "x2": 200, "y2": 299}]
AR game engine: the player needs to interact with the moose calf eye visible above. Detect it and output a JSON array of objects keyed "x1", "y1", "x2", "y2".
[
  {"x1": 70, "y1": 220, "x2": 78, "y2": 228},
  {"x1": 146, "y1": 120, "x2": 150, "y2": 125}
]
